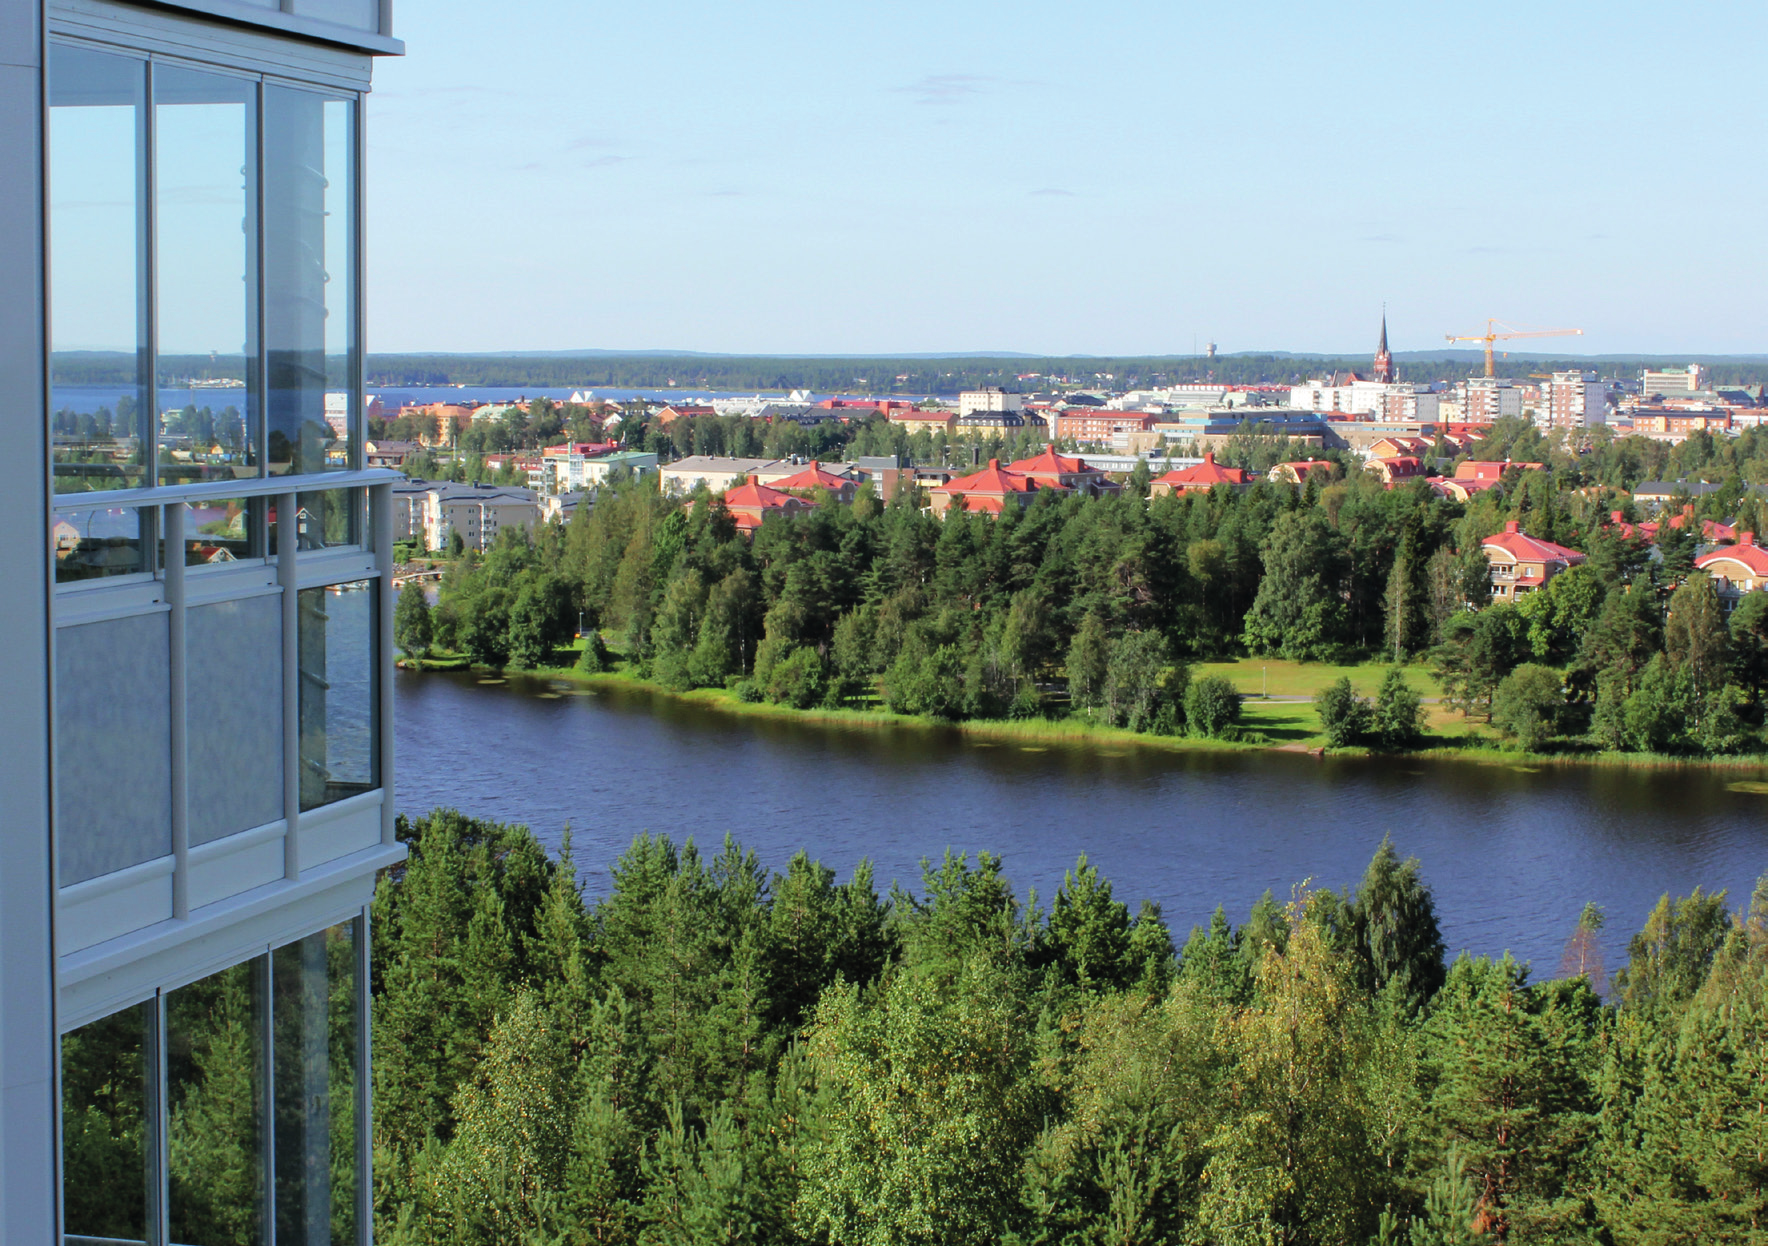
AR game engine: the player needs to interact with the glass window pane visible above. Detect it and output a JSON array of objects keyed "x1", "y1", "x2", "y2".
[
  {"x1": 168, "y1": 959, "x2": 267, "y2": 1246},
  {"x1": 185, "y1": 497, "x2": 263, "y2": 566},
  {"x1": 156, "y1": 66, "x2": 258, "y2": 487},
  {"x1": 49, "y1": 44, "x2": 149, "y2": 494},
  {"x1": 188, "y1": 596, "x2": 284, "y2": 845},
  {"x1": 298, "y1": 580, "x2": 376, "y2": 810},
  {"x1": 62, "y1": 1000, "x2": 154, "y2": 1244},
  {"x1": 265, "y1": 89, "x2": 356, "y2": 478},
  {"x1": 53, "y1": 504, "x2": 150, "y2": 583},
  {"x1": 56, "y1": 612, "x2": 173, "y2": 886},
  {"x1": 273, "y1": 922, "x2": 358, "y2": 1246}
]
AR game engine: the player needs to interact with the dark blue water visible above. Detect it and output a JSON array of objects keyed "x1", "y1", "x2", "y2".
[{"x1": 393, "y1": 669, "x2": 1768, "y2": 976}]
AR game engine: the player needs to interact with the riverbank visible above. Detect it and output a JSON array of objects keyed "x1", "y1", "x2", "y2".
[{"x1": 411, "y1": 644, "x2": 1768, "y2": 776}]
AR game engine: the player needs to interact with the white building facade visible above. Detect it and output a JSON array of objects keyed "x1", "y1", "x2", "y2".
[
  {"x1": 1459, "y1": 378, "x2": 1524, "y2": 422},
  {"x1": 958, "y1": 387, "x2": 1026, "y2": 417},
  {"x1": 5, "y1": 2, "x2": 406, "y2": 1241}
]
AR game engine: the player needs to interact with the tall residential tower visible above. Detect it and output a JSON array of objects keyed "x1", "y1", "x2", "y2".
[{"x1": 1, "y1": 2, "x2": 404, "y2": 1241}]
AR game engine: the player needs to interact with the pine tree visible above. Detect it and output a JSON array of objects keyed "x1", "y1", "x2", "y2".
[{"x1": 1350, "y1": 837, "x2": 1446, "y2": 1014}]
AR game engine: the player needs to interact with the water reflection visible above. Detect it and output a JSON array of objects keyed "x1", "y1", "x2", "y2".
[{"x1": 395, "y1": 669, "x2": 1768, "y2": 974}]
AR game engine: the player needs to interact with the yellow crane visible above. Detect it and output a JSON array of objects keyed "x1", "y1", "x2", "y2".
[{"x1": 1445, "y1": 319, "x2": 1583, "y2": 378}]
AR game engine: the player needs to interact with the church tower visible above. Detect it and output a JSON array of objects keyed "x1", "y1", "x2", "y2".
[{"x1": 1373, "y1": 310, "x2": 1397, "y2": 383}]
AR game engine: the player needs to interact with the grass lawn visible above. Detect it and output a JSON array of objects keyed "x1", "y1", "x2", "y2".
[{"x1": 1194, "y1": 657, "x2": 1437, "y2": 701}]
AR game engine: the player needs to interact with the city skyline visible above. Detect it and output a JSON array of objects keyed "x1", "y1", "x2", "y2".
[{"x1": 368, "y1": 0, "x2": 1768, "y2": 358}]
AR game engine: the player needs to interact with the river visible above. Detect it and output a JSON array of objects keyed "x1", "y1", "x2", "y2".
[{"x1": 394, "y1": 668, "x2": 1767, "y2": 975}]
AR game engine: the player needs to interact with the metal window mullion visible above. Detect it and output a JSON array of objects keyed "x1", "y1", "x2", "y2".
[
  {"x1": 352, "y1": 90, "x2": 365, "y2": 479},
  {"x1": 165, "y1": 503, "x2": 189, "y2": 919},
  {"x1": 152, "y1": 991, "x2": 169, "y2": 1246},
  {"x1": 356, "y1": 909, "x2": 373, "y2": 1246},
  {"x1": 143, "y1": 58, "x2": 158, "y2": 503},
  {"x1": 280, "y1": 490, "x2": 301, "y2": 878},
  {"x1": 255, "y1": 75, "x2": 270, "y2": 484},
  {"x1": 373, "y1": 483, "x2": 393, "y2": 844},
  {"x1": 262, "y1": 951, "x2": 277, "y2": 1246}
]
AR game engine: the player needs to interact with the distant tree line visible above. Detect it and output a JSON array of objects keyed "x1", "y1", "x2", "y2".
[
  {"x1": 370, "y1": 811, "x2": 1768, "y2": 1245},
  {"x1": 401, "y1": 416, "x2": 1768, "y2": 757}
]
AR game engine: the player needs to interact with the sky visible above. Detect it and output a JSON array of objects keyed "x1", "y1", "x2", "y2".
[{"x1": 366, "y1": 0, "x2": 1768, "y2": 358}]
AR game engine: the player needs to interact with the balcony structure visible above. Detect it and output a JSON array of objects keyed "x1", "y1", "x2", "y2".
[{"x1": 1, "y1": 1, "x2": 402, "y2": 1241}]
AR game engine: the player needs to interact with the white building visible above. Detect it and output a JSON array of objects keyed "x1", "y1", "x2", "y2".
[
  {"x1": 10, "y1": 1, "x2": 406, "y2": 1240},
  {"x1": 420, "y1": 484, "x2": 542, "y2": 551},
  {"x1": 1378, "y1": 385, "x2": 1442, "y2": 424},
  {"x1": 1288, "y1": 378, "x2": 1388, "y2": 415},
  {"x1": 1539, "y1": 371, "x2": 1609, "y2": 430},
  {"x1": 1641, "y1": 364, "x2": 1705, "y2": 396},
  {"x1": 958, "y1": 387, "x2": 1026, "y2": 417},
  {"x1": 1459, "y1": 378, "x2": 1524, "y2": 422}
]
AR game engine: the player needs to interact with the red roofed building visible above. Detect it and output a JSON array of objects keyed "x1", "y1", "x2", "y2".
[
  {"x1": 655, "y1": 404, "x2": 716, "y2": 427},
  {"x1": 1007, "y1": 446, "x2": 1118, "y2": 496},
  {"x1": 1481, "y1": 521, "x2": 1586, "y2": 600},
  {"x1": 1365, "y1": 456, "x2": 1428, "y2": 487},
  {"x1": 1148, "y1": 452, "x2": 1253, "y2": 497},
  {"x1": 1268, "y1": 460, "x2": 1337, "y2": 486},
  {"x1": 928, "y1": 459, "x2": 1040, "y2": 516},
  {"x1": 770, "y1": 459, "x2": 857, "y2": 503},
  {"x1": 1455, "y1": 460, "x2": 1545, "y2": 484},
  {"x1": 1696, "y1": 533, "x2": 1768, "y2": 606},
  {"x1": 717, "y1": 474, "x2": 808, "y2": 534}
]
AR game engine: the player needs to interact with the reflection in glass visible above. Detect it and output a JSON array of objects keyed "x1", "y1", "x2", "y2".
[
  {"x1": 265, "y1": 89, "x2": 355, "y2": 478},
  {"x1": 185, "y1": 497, "x2": 262, "y2": 566},
  {"x1": 49, "y1": 44, "x2": 149, "y2": 493},
  {"x1": 156, "y1": 66, "x2": 257, "y2": 486},
  {"x1": 62, "y1": 1000, "x2": 154, "y2": 1243},
  {"x1": 53, "y1": 504, "x2": 149, "y2": 583},
  {"x1": 298, "y1": 581, "x2": 376, "y2": 810},
  {"x1": 269, "y1": 488, "x2": 361, "y2": 554},
  {"x1": 168, "y1": 959, "x2": 267, "y2": 1246},
  {"x1": 273, "y1": 923, "x2": 358, "y2": 1246}
]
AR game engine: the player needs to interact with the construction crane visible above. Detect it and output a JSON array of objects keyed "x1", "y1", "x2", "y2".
[{"x1": 1445, "y1": 319, "x2": 1583, "y2": 378}]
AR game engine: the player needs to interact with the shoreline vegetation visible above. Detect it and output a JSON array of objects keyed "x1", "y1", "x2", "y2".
[
  {"x1": 392, "y1": 417, "x2": 1768, "y2": 774},
  {"x1": 397, "y1": 644, "x2": 1768, "y2": 776}
]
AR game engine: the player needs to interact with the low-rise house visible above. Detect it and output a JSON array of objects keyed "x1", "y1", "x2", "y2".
[
  {"x1": 1695, "y1": 534, "x2": 1768, "y2": 607},
  {"x1": 1148, "y1": 452, "x2": 1253, "y2": 497},
  {"x1": 655, "y1": 404, "x2": 716, "y2": 427},
  {"x1": 1365, "y1": 456, "x2": 1428, "y2": 487},
  {"x1": 719, "y1": 475, "x2": 808, "y2": 534},
  {"x1": 365, "y1": 438, "x2": 420, "y2": 468},
  {"x1": 1009, "y1": 446, "x2": 1118, "y2": 496},
  {"x1": 1367, "y1": 435, "x2": 1434, "y2": 459},
  {"x1": 1456, "y1": 459, "x2": 1544, "y2": 485},
  {"x1": 1269, "y1": 460, "x2": 1336, "y2": 485},
  {"x1": 884, "y1": 406, "x2": 958, "y2": 436},
  {"x1": 928, "y1": 459, "x2": 1040, "y2": 515},
  {"x1": 1481, "y1": 521, "x2": 1585, "y2": 600},
  {"x1": 771, "y1": 460, "x2": 858, "y2": 504},
  {"x1": 660, "y1": 456, "x2": 790, "y2": 496}
]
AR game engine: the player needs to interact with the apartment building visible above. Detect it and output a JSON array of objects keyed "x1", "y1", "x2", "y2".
[
  {"x1": 958, "y1": 387, "x2": 1026, "y2": 417},
  {"x1": 1641, "y1": 364, "x2": 1704, "y2": 396},
  {"x1": 422, "y1": 484, "x2": 542, "y2": 552},
  {"x1": 5, "y1": 2, "x2": 405, "y2": 1241},
  {"x1": 1539, "y1": 371, "x2": 1609, "y2": 430},
  {"x1": 1458, "y1": 378, "x2": 1523, "y2": 423}
]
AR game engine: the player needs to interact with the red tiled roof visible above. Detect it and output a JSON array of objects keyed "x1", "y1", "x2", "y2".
[
  {"x1": 937, "y1": 459, "x2": 1034, "y2": 495},
  {"x1": 770, "y1": 460, "x2": 851, "y2": 491},
  {"x1": 723, "y1": 475, "x2": 797, "y2": 510},
  {"x1": 1455, "y1": 460, "x2": 1544, "y2": 482},
  {"x1": 1698, "y1": 537, "x2": 1768, "y2": 577},
  {"x1": 1481, "y1": 522, "x2": 1586, "y2": 565},
  {"x1": 1008, "y1": 446, "x2": 1093, "y2": 477},
  {"x1": 1153, "y1": 451, "x2": 1250, "y2": 487}
]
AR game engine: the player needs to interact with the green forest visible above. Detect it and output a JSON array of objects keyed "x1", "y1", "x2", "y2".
[
  {"x1": 371, "y1": 810, "x2": 1768, "y2": 1244},
  {"x1": 48, "y1": 350, "x2": 1768, "y2": 395},
  {"x1": 402, "y1": 415, "x2": 1768, "y2": 759}
]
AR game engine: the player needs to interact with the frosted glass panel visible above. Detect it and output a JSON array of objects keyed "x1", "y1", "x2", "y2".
[
  {"x1": 298, "y1": 581, "x2": 376, "y2": 811},
  {"x1": 188, "y1": 596, "x2": 284, "y2": 846},
  {"x1": 56, "y1": 613, "x2": 172, "y2": 885}
]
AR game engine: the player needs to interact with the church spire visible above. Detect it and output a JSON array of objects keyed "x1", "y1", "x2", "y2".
[{"x1": 1373, "y1": 307, "x2": 1396, "y2": 383}]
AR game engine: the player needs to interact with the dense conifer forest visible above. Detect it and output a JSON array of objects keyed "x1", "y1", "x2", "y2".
[
  {"x1": 405, "y1": 415, "x2": 1768, "y2": 757},
  {"x1": 370, "y1": 810, "x2": 1768, "y2": 1245}
]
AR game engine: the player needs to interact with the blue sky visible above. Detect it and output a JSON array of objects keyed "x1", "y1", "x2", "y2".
[{"x1": 367, "y1": 0, "x2": 1768, "y2": 357}]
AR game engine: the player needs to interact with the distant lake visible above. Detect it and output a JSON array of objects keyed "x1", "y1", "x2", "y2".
[
  {"x1": 395, "y1": 669, "x2": 1768, "y2": 977},
  {"x1": 48, "y1": 383, "x2": 936, "y2": 417}
]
